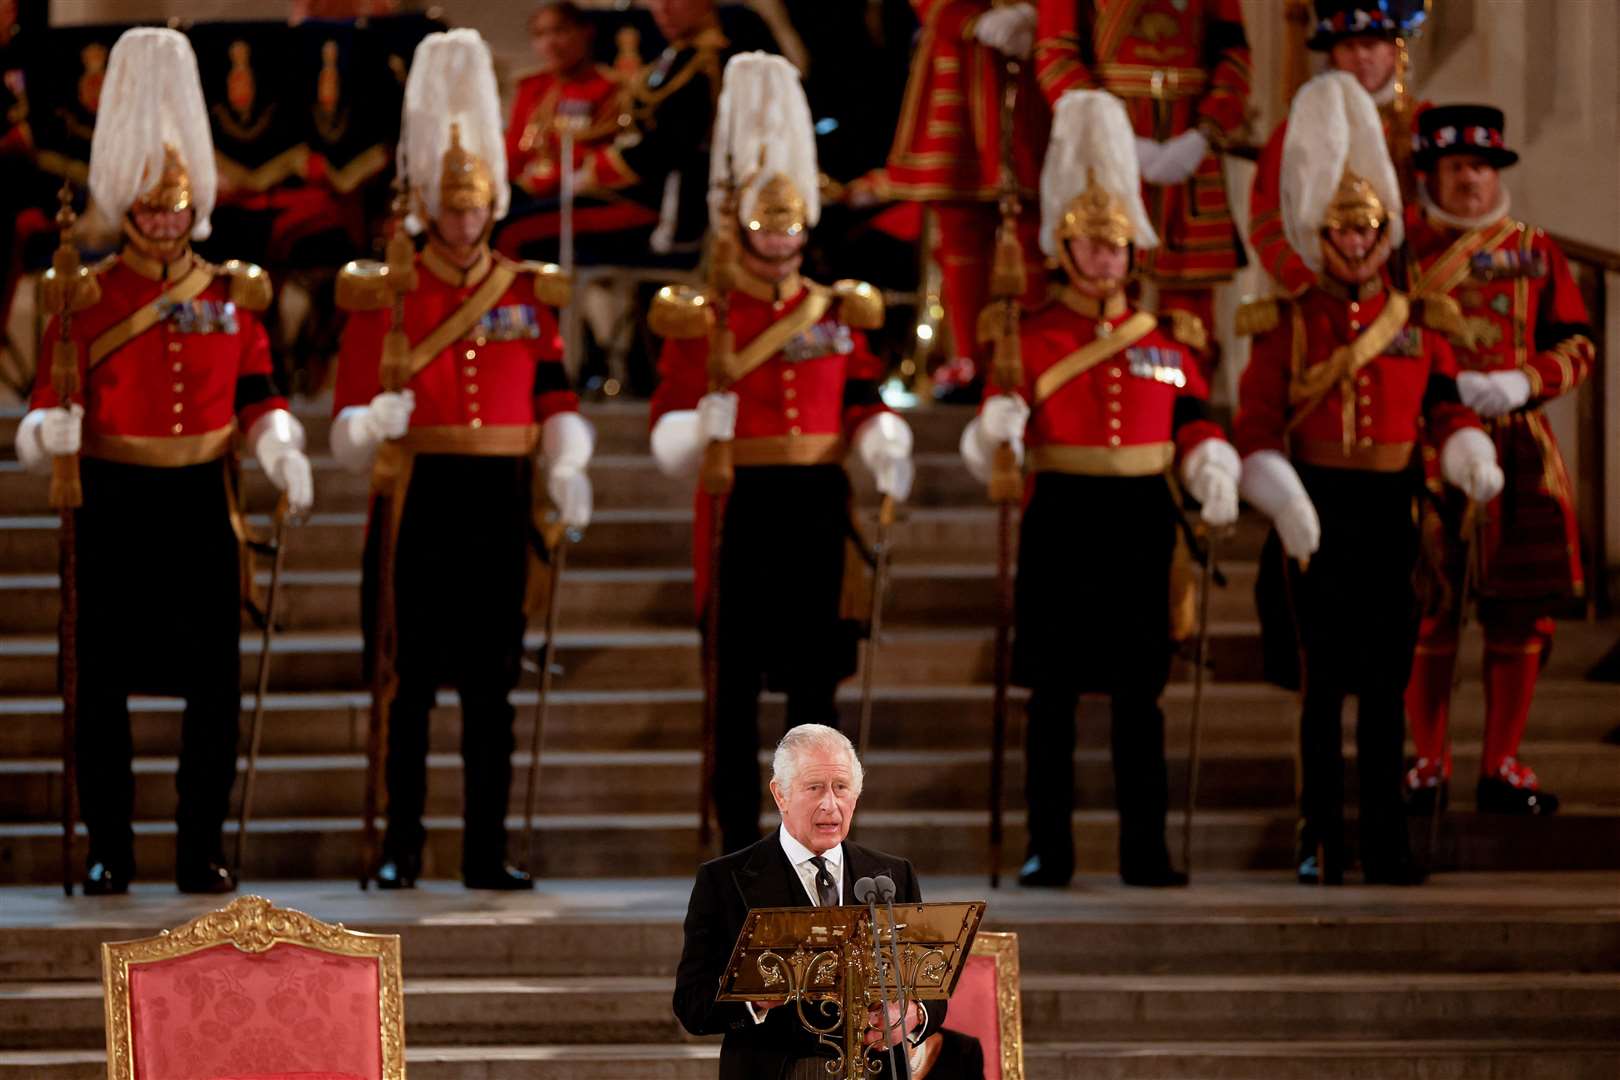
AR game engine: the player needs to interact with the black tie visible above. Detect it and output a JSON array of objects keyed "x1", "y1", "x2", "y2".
[{"x1": 809, "y1": 856, "x2": 838, "y2": 907}]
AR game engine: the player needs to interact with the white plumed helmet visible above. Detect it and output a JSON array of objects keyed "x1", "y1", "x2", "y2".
[
  {"x1": 1039, "y1": 89, "x2": 1157, "y2": 259},
  {"x1": 398, "y1": 28, "x2": 509, "y2": 233},
  {"x1": 709, "y1": 52, "x2": 820, "y2": 236}
]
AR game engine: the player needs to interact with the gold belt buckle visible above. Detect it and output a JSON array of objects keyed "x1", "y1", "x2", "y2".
[{"x1": 1150, "y1": 69, "x2": 1166, "y2": 99}]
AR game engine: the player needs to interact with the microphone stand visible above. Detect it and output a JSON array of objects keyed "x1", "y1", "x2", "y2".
[
  {"x1": 875, "y1": 873, "x2": 915, "y2": 1071},
  {"x1": 854, "y1": 876, "x2": 903, "y2": 1079}
]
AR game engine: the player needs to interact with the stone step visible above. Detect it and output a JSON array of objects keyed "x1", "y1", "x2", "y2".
[
  {"x1": 6, "y1": 1040, "x2": 1620, "y2": 1080},
  {"x1": 5, "y1": 805, "x2": 1620, "y2": 885},
  {"x1": 3, "y1": 740, "x2": 1615, "y2": 824},
  {"x1": 6, "y1": 617, "x2": 1619, "y2": 696},
  {"x1": 0, "y1": 561, "x2": 1269, "y2": 633},
  {"x1": 4, "y1": 970, "x2": 1618, "y2": 1050},
  {"x1": 3, "y1": 679, "x2": 1616, "y2": 759}
]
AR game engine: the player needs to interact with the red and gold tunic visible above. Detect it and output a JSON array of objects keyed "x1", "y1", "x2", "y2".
[
  {"x1": 1006, "y1": 287, "x2": 1223, "y2": 472},
  {"x1": 1036, "y1": 0, "x2": 1252, "y2": 284},
  {"x1": 883, "y1": 0, "x2": 1049, "y2": 201},
  {"x1": 33, "y1": 248, "x2": 285, "y2": 466},
  {"x1": 505, "y1": 64, "x2": 623, "y2": 199},
  {"x1": 1250, "y1": 93, "x2": 1430, "y2": 297},
  {"x1": 333, "y1": 245, "x2": 578, "y2": 433},
  {"x1": 1405, "y1": 207, "x2": 1594, "y2": 599},
  {"x1": 1233, "y1": 278, "x2": 1478, "y2": 469}
]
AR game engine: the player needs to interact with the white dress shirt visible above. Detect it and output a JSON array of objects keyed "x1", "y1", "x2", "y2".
[{"x1": 779, "y1": 824, "x2": 844, "y2": 906}]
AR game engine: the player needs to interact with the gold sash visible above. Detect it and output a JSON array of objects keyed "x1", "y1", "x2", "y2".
[
  {"x1": 722, "y1": 284, "x2": 834, "y2": 386},
  {"x1": 1032, "y1": 311, "x2": 1158, "y2": 406},
  {"x1": 1285, "y1": 291, "x2": 1410, "y2": 434},
  {"x1": 88, "y1": 263, "x2": 216, "y2": 369},
  {"x1": 1410, "y1": 217, "x2": 1518, "y2": 300},
  {"x1": 403, "y1": 263, "x2": 519, "y2": 383}
]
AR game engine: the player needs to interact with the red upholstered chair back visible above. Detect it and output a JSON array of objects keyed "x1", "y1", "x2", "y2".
[
  {"x1": 941, "y1": 932, "x2": 1025, "y2": 1080},
  {"x1": 101, "y1": 895, "x2": 405, "y2": 1080}
]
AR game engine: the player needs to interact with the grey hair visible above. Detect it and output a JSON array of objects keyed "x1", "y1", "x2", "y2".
[{"x1": 772, "y1": 723, "x2": 864, "y2": 797}]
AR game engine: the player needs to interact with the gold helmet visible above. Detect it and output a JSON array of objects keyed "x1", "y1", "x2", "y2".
[
  {"x1": 1056, "y1": 167, "x2": 1135, "y2": 249},
  {"x1": 711, "y1": 53, "x2": 820, "y2": 237},
  {"x1": 1323, "y1": 167, "x2": 1386, "y2": 232},
  {"x1": 745, "y1": 173, "x2": 809, "y2": 237},
  {"x1": 439, "y1": 122, "x2": 494, "y2": 211},
  {"x1": 1040, "y1": 91, "x2": 1158, "y2": 267},
  {"x1": 135, "y1": 144, "x2": 193, "y2": 215}
]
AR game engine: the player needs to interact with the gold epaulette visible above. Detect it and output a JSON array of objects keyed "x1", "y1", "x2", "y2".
[
  {"x1": 1412, "y1": 293, "x2": 1472, "y2": 348},
  {"x1": 335, "y1": 259, "x2": 394, "y2": 312},
  {"x1": 509, "y1": 258, "x2": 572, "y2": 308},
  {"x1": 219, "y1": 259, "x2": 271, "y2": 312},
  {"x1": 649, "y1": 284, "x2": 713, "y2": 339},
  {"x1": 1161, "y1": 308, "x2": 1209, "y2": 352},
  {"x1": 1234, "y1": 296, "x2": 1285, "y2": 338},
  {"x1": 832, "y1": 279, "x2": 884, "y2": 330}
]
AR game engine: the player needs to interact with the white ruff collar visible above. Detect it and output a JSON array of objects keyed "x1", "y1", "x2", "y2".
[{"x1": 1419, "y1": 185, "x2": 1512, "y2": 231}]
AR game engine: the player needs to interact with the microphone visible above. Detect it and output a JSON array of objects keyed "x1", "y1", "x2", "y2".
[
  {"x1": 853, "y1": 876, "x2": 901, "y2": 1078},
  {"x1": 874, "y1": 874, "x2": 913, "y2": 1056}
]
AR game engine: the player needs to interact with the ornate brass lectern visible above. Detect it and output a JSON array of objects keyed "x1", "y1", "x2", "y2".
[{"x1": 718, "y1": 901, "x2": 986, "y2": 1078}]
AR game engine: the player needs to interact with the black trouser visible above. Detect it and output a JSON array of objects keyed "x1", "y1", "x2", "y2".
[
  {"x1": 1025, "y1": 687, "x2": 1173, "y2": 877},
  {"x1": 72, "y1": 458, "x2": 244, "y2": 874},
  {"x1": 1298, "y1": 684, "x2": 1408, "y2": 870},
  {"x1": 713, "y1": 667, "x2": 841, "y2": 855}
]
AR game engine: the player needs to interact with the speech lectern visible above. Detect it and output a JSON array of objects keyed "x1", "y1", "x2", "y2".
[{"x1": 718, "y1": 900, "x2": 986, "y2": 1078}]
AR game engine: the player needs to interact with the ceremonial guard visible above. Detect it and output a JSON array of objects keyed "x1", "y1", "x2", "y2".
[
  {"x1": 1250, "y1": 0, "x2": 1431, "y2": 296},
  {"x1": 14, "y1": 28, "x2": 312, "y2": 894},
  {"x1": 331, "y1": 29, "x2": 592, "y2": 890},
  {"x1": 882, "y1": 0, "x2": 1049, "y2": 400},
  {"x1": 1401, "y1": 105, "x2": 1595, "y2": 815},
  {"x1": 505, "y1": 2, "x2": 623, "y2": 200},
  {"x1": 1035, "y1": 0, "x2": 1252, "y2": 374},
  {"x1": 575, "y1": 0, "x2": 727, "y2": 239},
  {"x1": 1232, "y1": 73, "x2": 1502, "y2": 885},
  {"x1": 961, "y1": 90, "x2": 1241, "y2": 888},
  {"x1": 648, "y1": 53, "x2": 913, "y2": 856}
]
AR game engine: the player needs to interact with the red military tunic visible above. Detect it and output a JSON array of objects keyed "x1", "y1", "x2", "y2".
[
  {"x1": 34, "y1": 248, "x2": 285, "y2": 459},
  {"x1": 1405, "y1": 207, "x2": 1594, "y2": 601},
  {"x1": 1011, "y1": 288, "x2": 1223, "y2": 468},
  {"x1": 1035, "y1": 0, "x2": 1252, "y2": 286},
  {"x1": 884, "y1": 0, "x2": 1049, "y2": 201},
  {"x1": 649, "y1": 269, "x2": 889, "y2": 617},
  {"x1": 505, "y1": 64, "x2": 623, "y2": 199},
  {"x1": 1250, "y1": 94, "x2": 1431, "y2": 297},
  {"x1": 333, "y1": 245, "x2": 578, "y2": 429}
]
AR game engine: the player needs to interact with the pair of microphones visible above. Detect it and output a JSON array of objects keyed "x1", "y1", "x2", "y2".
[{"x1": 853, "y1": 875, "x2": 908, "y2": 1077}]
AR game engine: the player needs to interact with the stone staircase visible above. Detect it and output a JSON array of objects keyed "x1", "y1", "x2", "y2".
[
  {"x1": 0, "y1": 401, "x2": 1616, "y2": 884},
  {"x1": 0, "y1": 876, "x2": 1617, "y2": 1079}
]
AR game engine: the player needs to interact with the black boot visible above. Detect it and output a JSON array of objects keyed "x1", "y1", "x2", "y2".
[
  {"x1": 175, "y1": 858, "x2": 237, "y2": 895},
  {"x1": 374, "y1": 850, "x2": 422, "y2": 890},
  {"x1": 1295, "y1": 818, "x2": 1345, "y2": 886},
  {"x1": 1476, "y1": 776, "x2": 1560, "y2": 815},
  {"x1": 83, "y1": 856, "x2": 133, "y2": 896},
  {"x1": 1017, "y1": 853, "x2": 1074, "y2": 888},
  {"x1": 463, "y1": 860, "x2": 534, "y2": 891}
]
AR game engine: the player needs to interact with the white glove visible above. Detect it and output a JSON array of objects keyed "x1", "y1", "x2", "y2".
[
  {"x1": 369, "y1": 390, "x2": 415, "y2": 440},
  {"x1": 250, "y1": 410, "x2": 314, "y2": 518},
  {"x1": 960, "y1": 393, "x2": 1028, "y2": 486},
  {"x1": 1181, "y1": 438, "x2": 1241, "y2": 528},
  {"x1": 697, "y1": 391, "x2": 738, "y2": 442},
  {"x1": 14, "y1": 405, "x2": 81, "y2": 474},
  {"x1": 854, "y1": 412, "x2": 915, "y2": 502},
  {"x1": 1456, "y1": 370, "x2": 1531, "y2": 419},
  {"x1": 542, "y1": 411, "x2": 596, "y2": 530},
  {"x1": 972, "y1": 3, "x2": 1036, "y2": 58},
  {"x1": 1439, "y1": 426, "x2": 1505, "y2": 503},
  {"x1": 1240, "y1": 449, "x2": 1320, "y2": 559},
  {"x1": 1142, "y1": 129, "x2": 1209, "y2": 186},
  {"x1": 1134, "y1": 137, "x2": 1165, "y2": 181}
]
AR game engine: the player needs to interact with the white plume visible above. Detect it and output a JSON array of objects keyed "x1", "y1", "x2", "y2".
[
  {"x1": 399, "y1": 28, "x2": 509, "y2": 231},
  {"x1": 88, "y1": 28, "x2": 217, "y2": 241},
  {"x1": 709, "y1": 52, "x2": 820, "y2": 231},
  {"x1": 1040, "y1": 89, "x2": 1157, "y2": 257},
  {"x1": 1281, "y1": 70, "x2": 1403, "y2": 272}
]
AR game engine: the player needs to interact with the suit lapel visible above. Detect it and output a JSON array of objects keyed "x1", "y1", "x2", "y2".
[{"x1": 732, "y1": 831, "x2": 805, "y2": 911}]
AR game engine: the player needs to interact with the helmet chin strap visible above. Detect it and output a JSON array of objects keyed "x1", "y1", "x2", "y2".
[
  {"x1": 1321, "y1": 229, "x2": 1393, "y2": 285},
  {"x1": 122, "y1": 215, "x2": 190, "y2": 263},
  {"x1": 1056, "y1": 236, "x2": 1129, "y2": 299}
]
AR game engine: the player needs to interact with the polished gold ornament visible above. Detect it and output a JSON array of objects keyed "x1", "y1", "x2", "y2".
[
  {"x1": 440, "y1": 121, "x2": 494, "y2": 211},
  {"x1": 746, "y1": 173, "x2": 807, "y2": 236},
  {"x1": 1324, "y1": 167, "x2": 1385, "y2": 232},
  {"x1": 1058, "y1": 167, "x2": 1134, "y2": 249},
  {"x1": 136, "y1": 143, "x2": 192, "y2": 214}
]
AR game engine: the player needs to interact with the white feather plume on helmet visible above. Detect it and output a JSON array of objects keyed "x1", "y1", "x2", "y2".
[
  {"x1": 88, "y1": 28, "x2": 217, "y2": 241},
  {"x1": 398, "y1": 28, "x2": 509, "y2": 233},
  {"x1": 1281, "y1": 70, "x2": 1403, "y2": 273},
  {"x1": 1039, "y1": 89, "x2": 1157, "y2": 258},
  {"x1": 709, "y1": 52, "x2": 820, "y2": 235}
]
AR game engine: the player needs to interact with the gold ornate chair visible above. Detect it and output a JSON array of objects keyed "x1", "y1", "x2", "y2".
[
  {"x1": 101, "y1": 894, "x2": 405, "y2": 1080},
  {"x1": 915, "y1": 930, "x2": 1024, "y2": 1080}
]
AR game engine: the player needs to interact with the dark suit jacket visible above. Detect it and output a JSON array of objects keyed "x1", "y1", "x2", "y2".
[{"x1": 672, "y1": 831, "x2": 948, "y2": 1080}]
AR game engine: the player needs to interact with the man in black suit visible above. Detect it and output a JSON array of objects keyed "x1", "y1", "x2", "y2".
[{"x1": 673, "y1": 723, "x2": 947, "y2": 1078}]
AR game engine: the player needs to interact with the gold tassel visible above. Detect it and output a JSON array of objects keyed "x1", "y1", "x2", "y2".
[{"x1": 989, "y1": 219, "x2": 1027, "y2": 301}]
